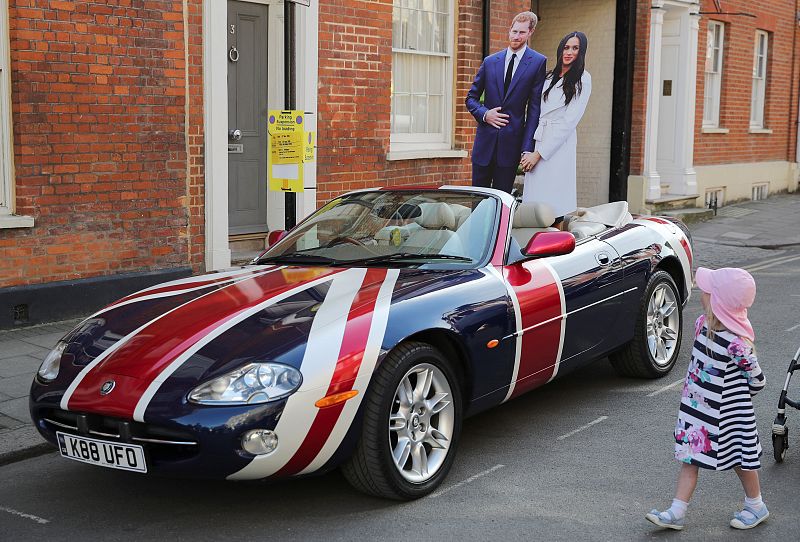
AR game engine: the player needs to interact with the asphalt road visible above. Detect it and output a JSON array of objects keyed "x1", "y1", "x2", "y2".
[{"x1": 2, "y1": 245, "x2": 799, "y2": 541}]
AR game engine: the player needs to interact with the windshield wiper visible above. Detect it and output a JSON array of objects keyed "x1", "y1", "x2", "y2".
[
  {"x1": 346, "y1": 252, "x2": 473, "y2": 266},
  {"x1": 254, "y1": 252, "x2": 341, "y2": 265}
]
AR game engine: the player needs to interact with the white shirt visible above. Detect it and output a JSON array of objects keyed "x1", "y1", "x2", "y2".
[{"x1": 504, "y1": 45, "x2": 527, "y2": 81}]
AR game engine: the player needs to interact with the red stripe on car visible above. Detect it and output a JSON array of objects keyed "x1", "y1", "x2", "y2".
[
  {"x1": 274, "y1": 268, "x2": 388, "y2": 476},
  {"x1": 66, "y1": 267, "x2": 342, "y2": 418},
  {"x1": 505, "y1": 262, "x2": 562, "y2": 399}
]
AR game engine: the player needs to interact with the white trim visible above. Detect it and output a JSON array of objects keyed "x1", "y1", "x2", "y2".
[
  {"x1": 0, "y1": 0, "x2": 21, "y2": 221},
  {"x1": 749, "y1": 128, "x2": 772, "y2": 134},
  {"x1": 386, "y1": 149, "x2": 468, "y2": 161},
  {"x1": 643, "y1": 5, "x2": 665, "y2": 200},
  {"x1": 0, "y1": 214, "x2": 34, "y2": 229},
  {"x1": 702, "y1": 20, "x2": 724, "y2": 129},
  {"x1": 203, "y1": 0, "x2": 232, "y2": 270},
  {"x1": 749, "y1": 30, "x2": 768, "y2": 129},
  {"x1": 702, "y1": 127, "x2": 729, "y2": 134}
]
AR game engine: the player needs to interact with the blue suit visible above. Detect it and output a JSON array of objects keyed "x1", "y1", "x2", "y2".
[{"x1": 466, "y1": 47, "x2": 547, "y2": 193}]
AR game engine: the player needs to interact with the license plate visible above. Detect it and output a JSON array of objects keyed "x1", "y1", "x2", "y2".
[{"x1": 57, "y1": 432, "x2": 147, "y2": 473}]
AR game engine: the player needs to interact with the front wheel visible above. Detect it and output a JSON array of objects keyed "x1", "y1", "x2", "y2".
[
  {"x1": 610, "y1": 270, "x2": 683, "y2": 378},
  {"x1": 342, "y1": 341, "x2": 462, "y2": 500}
]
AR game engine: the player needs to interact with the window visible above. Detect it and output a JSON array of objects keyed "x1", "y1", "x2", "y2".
[
  {"x1": 391, "y1": 0, "x2": 453, "y2": 151},
  {"x1": 750, "y1": 30, "x2": 768, "y2": 129},
  {"x1": 703, "y1": 21, "x2": 724, "y2": 128},
  {"x1": 1, "y1": 0, "x2": 14, "y2": 218},
  {"x1": 752, "y1": 182, "x2": 769, "y2": 201}
]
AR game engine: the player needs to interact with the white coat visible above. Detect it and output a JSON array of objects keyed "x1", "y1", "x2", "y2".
[{"x1": 522, "y1": 71, "x2": 592, "y2": 217}]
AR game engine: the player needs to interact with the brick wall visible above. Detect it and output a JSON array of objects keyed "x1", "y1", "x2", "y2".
[
  {"x1": 0, "y1": 0, "x2": 195, "y2": 288},
  {"x1": 694, "y1": 0, "x2": 799, "y2": 166},
  {"x1": 315, "y1": 0, "x2": 529, "y2": 205},
  {"x1": 629, "y1": 0, "x2": 651, "y2": 176}
]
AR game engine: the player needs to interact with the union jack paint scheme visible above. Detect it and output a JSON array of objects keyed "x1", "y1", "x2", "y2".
[{"x1": 30, "y1": 187, "x2": 693, "y2": 499}]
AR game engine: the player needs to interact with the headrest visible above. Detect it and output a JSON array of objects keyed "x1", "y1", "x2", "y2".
[
  {"x1": 573, "y1": 201, "x2": 630, "y2": 227},
  {"x1": 374, "y1": 202, "x2": 422, "y2": 220},
  {"x1": 415, "y1": 202, "x2": 456, "y2": 229},
  {"x1": 512, "y1": 202, "x2": 556, "y2": 229}
]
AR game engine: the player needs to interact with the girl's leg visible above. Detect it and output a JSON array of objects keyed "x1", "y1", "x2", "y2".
[
  {"x1": 733, "y1": 466, "x2": 760, "y2": 498},
  {"x1": 675, "y1": 463, "x2": 700, "y2": 502}
]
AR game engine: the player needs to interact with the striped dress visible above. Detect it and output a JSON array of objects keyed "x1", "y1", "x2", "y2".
[{"x1": 673, "y1": 316, "x2": 766, "y2": 470}]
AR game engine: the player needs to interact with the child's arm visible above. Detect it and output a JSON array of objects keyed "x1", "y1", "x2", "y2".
[{"x1": 728, "y1": 338, "x2": 765, "y2": 395}]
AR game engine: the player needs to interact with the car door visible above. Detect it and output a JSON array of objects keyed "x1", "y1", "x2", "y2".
[{"x1": 503, "y1": 236, "x2": 625, "y2": 400}]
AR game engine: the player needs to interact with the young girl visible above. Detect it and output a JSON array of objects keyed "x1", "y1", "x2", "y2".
[{"x1": 646, "y1": 267, "x2": 767, "y2": 530}]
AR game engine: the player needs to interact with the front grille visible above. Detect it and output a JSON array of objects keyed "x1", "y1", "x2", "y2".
[{"x1": 41, "y1": 409, "x2": 199, "y2": 462}]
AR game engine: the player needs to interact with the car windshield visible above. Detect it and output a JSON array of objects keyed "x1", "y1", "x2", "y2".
[{"x1": 256, "y1": 190, "x2": 499, "y2": 268}]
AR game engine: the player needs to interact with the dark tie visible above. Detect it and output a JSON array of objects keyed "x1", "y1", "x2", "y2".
[{"x1": 504, "y1": 53, "x2": 516, "y2": 96}]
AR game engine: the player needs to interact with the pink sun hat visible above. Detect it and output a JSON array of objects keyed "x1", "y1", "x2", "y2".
[{"x1": 694, "y1": 267, "x2": 756, "y2": 341}]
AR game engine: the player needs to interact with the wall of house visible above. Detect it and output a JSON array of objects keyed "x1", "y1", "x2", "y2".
[
  {"x1": 692, "y1": 0, "x2": 799, "y2": 199},
  {"x1": 0, "y1": 0, "x2": 200, "y2": 289}
]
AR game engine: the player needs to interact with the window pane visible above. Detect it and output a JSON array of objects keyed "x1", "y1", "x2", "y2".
[
  {"x1": 412, "y1": 95, "x2": 427, "y2": 132},
  {"x1": 394, "y1": 53, "x2": 410, "y2": 93},
  {"x1": 428, "y1": 95, "x2": 442, "y2": 133},
  {"x1": 412, "y1": 55, "x2": 427, "y2": 94},
  {"x1": 428, "y1": 57, "x2": 443, "y2": 95},
  {"x1": 434, "y1": 13, "x2": 447, "y2": 53},
  {"x1": 394, "y1": 95, "x2": 411, "y2": 133}
]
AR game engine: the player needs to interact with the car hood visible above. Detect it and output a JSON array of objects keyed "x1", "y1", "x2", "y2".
[{"x1": 58, "y1": 265, "x2": 462, "y2": 418}]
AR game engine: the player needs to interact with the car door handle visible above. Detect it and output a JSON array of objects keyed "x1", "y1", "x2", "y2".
[{"x1": 595, "y1": 252, "x2": 611, "y2": 266}]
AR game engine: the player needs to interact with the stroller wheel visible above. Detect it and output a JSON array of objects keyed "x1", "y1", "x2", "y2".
[{"x1": 772, "y1": 429, "x2": 788, "y2": 463}]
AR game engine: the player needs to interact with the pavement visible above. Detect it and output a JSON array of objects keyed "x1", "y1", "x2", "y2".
[{"x1": 1, "y1": 191, "x2": 798, "y2": 467}]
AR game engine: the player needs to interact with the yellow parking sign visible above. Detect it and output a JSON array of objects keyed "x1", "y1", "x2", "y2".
[{"x1": 268, "y1": 110, "x2": 304, "y2": 192}]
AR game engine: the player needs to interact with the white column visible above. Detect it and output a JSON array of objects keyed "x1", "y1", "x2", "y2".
[
  {"x1": 643, "y1": 3, "x2": 666, "y2": 201},
  {"x1": 203, "y1": 0, "x2": 232, "y2": 270},
  {"x1": 672, "y1": 9, "x2": 699, "y2": 195}
]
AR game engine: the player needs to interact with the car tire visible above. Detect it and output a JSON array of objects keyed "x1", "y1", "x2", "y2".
[
  {"x1": 342, "y1": 341, "x2": 463, "y2": 500},
  {"x1": 610, "y1": 270, "x2": 683, "y2": 378}
]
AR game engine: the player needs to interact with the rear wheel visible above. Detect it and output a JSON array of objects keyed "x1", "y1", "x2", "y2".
[
  {"x1": 610, "y1": 270, "x2": 682, "y2": 378},
  {"x1": 342, "y1": 341, "x2": 462, "y2": 500}
]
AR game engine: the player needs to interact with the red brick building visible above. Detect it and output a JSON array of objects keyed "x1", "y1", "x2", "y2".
[{"x1": 0, "y1": 0, "x2": 797, "y2": 328}]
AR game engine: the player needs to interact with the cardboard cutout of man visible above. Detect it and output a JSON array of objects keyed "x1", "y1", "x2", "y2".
[{"x1": 466, "y1": 12, "x2": 547, "y2": 193}]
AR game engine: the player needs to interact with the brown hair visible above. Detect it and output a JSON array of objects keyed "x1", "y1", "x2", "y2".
[{"x1": 512, "y1": 11, "x2": 539, "y2": 32}]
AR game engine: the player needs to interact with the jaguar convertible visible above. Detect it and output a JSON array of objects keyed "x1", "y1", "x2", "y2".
[{"x1": 30, "y1": 186, "x2": 693, "y2": 499}]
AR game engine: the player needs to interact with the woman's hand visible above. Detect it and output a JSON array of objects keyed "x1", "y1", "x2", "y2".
[{"x1": 520, "y1": 151, "x2": 541, "y2": 172}]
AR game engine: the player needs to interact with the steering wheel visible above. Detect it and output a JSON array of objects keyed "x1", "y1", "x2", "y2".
[{"x1": 326, "y1": 236, "x2": 366, "y2": 248}]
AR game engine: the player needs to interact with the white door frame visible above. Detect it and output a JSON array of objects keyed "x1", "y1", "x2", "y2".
[
  {"x1": 203, "y1": 0, "x2": 318, "y2": 270},
  {"x1": 643, "y1": 0, "x2": 699, "y2": 200}
]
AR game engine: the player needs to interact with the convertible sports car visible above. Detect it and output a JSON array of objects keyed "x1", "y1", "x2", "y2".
[{"x1": 30, "y1": 186, "x2": 693, "y2": 499}]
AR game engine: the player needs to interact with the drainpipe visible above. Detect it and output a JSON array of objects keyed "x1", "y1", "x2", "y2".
[
  {"x1": 284, "y1": 1, "x2": 297, "y2": 229},
  {"x1": 482, "y1": 0, "x2": 490, "y2": 59}
]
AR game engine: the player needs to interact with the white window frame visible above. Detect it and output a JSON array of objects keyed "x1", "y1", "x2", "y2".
[
  {"x1": 390, "y1": 0, "x2": 454, "y2": 154},
  {"x1": 1, "y1": 0, "x2": 15, "y2": 217},
  {"x1": 750, "y1": 30, "x2": 768, "y2": 129},
  {"x1": 703, "y1": 21, "x2": 724, "y2": 129}
]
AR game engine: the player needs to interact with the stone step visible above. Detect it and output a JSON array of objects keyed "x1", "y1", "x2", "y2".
[
  {"x1": 645, "y1": 193, "x2": 701, "y2": 212},
  {"x1": 230, "y1": 233, "x2": 267, "y2": 266},
  {"x1": 659, "y1": 207, "x2": 714, "y2": 224}
]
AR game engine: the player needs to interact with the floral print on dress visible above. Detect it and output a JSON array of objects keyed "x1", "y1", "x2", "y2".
[
  {"x1": 727, "y1": 337, "x2": 764, "y2": 393},
  {"x1": 675, "y1": 424, "x2": 713, "y2": 463}
]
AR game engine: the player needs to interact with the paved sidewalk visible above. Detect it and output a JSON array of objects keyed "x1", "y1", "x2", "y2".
[{"x1": 1, "y1": 192, "x2": 798, "y2": 466}]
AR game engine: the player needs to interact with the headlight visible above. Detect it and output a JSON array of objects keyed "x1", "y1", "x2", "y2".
[
  {"x1": 188, "y1": 362, "x2": 302, "y2": 405},
  {"x1": 37, "y1": 341, "x2": 67, "y2": 382}
]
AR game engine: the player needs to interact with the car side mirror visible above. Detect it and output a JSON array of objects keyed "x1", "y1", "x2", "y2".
[
  {"x1": 523, "y1": 231, "x2": 575, "y2": 259},
  {"x1": 267, "y1": 230, "x2": 287, "y2": 247}
]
